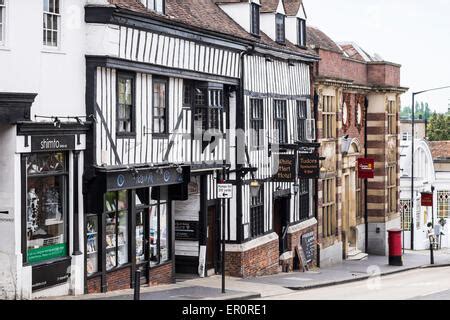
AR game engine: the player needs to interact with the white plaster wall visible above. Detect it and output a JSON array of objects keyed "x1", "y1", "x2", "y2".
[
  {"x1": 85, "y1": 24, "x2": 120, "y2": 57},
  {"x1": 319, "y1": 242, "x2": 343, "y2": 267},
  {"x1": 285, "y1": 16, "x2": 297, "y2": 45},
  {"x1": 260, "y1": 13, "x2": 276, "y2": 41},
  {"x1": 218, "y1": 3, "x2": 251, "y2": 33},
  {"x1": 0, "y1": 0, "x2": 87, "y2": 119}
]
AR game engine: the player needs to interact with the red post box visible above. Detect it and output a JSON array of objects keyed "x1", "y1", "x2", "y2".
[{"x1": 388, "y1": 229, "x2": 403, "y2": 266}]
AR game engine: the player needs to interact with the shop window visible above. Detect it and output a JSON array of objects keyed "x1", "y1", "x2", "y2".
[
  {"x1": 274, "y1": 100, "x2": 288, "y2": 144},
  {"x1": 298, "y1": 179, "x2": 309, "y2": 222},
  {"x1": 250, "y1": 185, "x2": 264, "y2": 238},
  {"x1": 322, "y1": 178, "x2": 336, "y2": 238},
  {"x1": 149, "y1": 190, "x2": 170, "y2": 266},
  {"x1": 0, "y1": 0, "x2": 6, "y2": 45},
  {"x1": 275, "y1": 13, "x2": 285, "y2": 44},
  {"x1": 86, "y1": 215, "x2": 99, "y2": 276},
  {"x1": 322, "y1": 95, "x2": 336, "y2": 139},
  {"x1": 153, "y1": 77, "x2": 169, "y2": 135},
  {"x1": 250, "y1": 98, "x2": 264, "y2": 149},
  {"x1": 297, "y1": 100, "x2": 307, "y2": 141},
  {"x1": 400, "y1": 199, "x2": 412, "y2": 231},
  {"x1": 387, "y1": 165, "x2": 397, "y2": 214},
  {"x1": 387, "y1": 100, "x2": 397, "y2": 135},
  {"x1": 298, "y1": 18, "x2": 306, "y2": 47},
  {"x1": 438, "y1": 191, "x2": 450, "y2": 219},
  {"x1": 43, "y1": 0, "x2": 60, "y2": 48},
  {"x1": 104, "y1": 191, "x2": 129, "y2": 271},
  {"x1": 25, "y1": 152, "x2": 68, "y2": 264},
  {"x1": 117, "y1": 73, "x2": 135, "y2": 135},
  {"x1": 250, "y1": 2, "x2": 260, "y2": 36}
]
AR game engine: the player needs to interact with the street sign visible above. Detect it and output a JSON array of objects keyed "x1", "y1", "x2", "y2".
[
  {"x1": 217, "y1": 183, "x2": 233, "y2": 199},
  {"x1": 421, "y1": 192, "x2": 433, "y2": 207},
  {"x1": 357, "y1": 158, "x2": 375, "y2": 179}
]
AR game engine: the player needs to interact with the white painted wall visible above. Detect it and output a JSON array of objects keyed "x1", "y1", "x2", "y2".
[
  {"x1": 285, "y1": 16, "x2": 298, "y2": 45},
  {"x1": 260, "y1": 13, "x2": 276, "y2": 40},
  {"x1": 0, "y1": 0, "x2": 87, "y2": 119},
  {"x1": 218, "y1": 2, "x2": 251, "y2": 33}
]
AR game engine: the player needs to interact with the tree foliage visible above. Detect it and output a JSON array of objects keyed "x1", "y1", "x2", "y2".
[
  {"x1": 427, "y1": 112, "x2": 450, "y2": 141},
  {"x1": 400, "y1": 102, "x2": 432, "y2": 120}
]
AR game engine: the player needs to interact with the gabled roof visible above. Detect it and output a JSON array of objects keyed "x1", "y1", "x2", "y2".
[
  {"x1": 338, "y1": 42, "x2": 382, "y2": 62},
  {"x1": 283, "y1": 0, "x2": 301, "y2": 16},
  {"x1": 307, "y1": 26, "x2": 342, "y2": 53},
  {"x1": 260, "y1": 0, "x2": 281, "y2": 13},
  {"x1": 105, "y1": 0, "x2": 318, "y2": 59}
]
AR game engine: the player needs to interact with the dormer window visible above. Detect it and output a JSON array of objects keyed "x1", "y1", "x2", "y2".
[
  {"x1": 250, "y1": 2, "x2": 260, "y2": 36},
  {"x1": 298, "y1": 18, "x2": 306, "y2": 47},
  {"x1": 275, "y1": 13, "x2": 285, "y2": 44},
  {"x1": 142, "y1": 0, "x2": 165, "y2": 14}
]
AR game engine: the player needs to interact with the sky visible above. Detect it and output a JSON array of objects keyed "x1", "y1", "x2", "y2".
[{"x1": 304, "y1": 0, "x2": 450, "y2": 113}]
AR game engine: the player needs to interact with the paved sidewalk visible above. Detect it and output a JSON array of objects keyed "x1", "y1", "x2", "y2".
[{"x1": 43, "y1": 249, "x2": 450, "y2": 300}]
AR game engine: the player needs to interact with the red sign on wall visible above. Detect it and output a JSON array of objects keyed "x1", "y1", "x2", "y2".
[
  {"x1": 421, "y1": 192, "x2": 433, "y2": 207},
  {"x1": 357, "y1": 158, "x2": 375, "y2": 179}
]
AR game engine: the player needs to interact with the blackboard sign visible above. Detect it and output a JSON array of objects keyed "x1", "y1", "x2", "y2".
[
  {"x1": 175, "y1": 221, "x2": 199, "y2": 240},
  {"x1": 298, "y1": 153, "x2": 320, "y2": 179},
  {"x1": 301, "y1": 231, "x2": 316, "y2": 263},
  {"x1": 274, "y1": 154, "x2": 295, "y2": 182}
]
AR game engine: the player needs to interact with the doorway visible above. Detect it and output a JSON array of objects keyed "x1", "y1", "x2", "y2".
[
  {"x1": 273, "y1": 195, "x2": 290, "y2": 255},
  {"x1": 206, "y1": 204, "x2": 219, "y2": 274}
]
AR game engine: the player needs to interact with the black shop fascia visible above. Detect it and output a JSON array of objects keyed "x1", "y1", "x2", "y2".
[{"x1": 83, "y1": 164, "x2": 190, "y2": 292}]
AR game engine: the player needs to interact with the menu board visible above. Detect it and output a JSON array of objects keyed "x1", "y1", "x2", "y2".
[
  {"x1": 175, "y1": 221, "x2": 199, "y2": 241},
  {"x1": 301, "y1": 232, "x2": 316, "y2": 263}
]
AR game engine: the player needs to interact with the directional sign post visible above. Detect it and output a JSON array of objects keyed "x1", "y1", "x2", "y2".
[{"x1": 217, "y1": 183, "x2": 233, "y2": 199}]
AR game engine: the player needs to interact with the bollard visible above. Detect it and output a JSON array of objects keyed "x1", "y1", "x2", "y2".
[
  {"x1": 430, "y1": 242, "x2": 435, "y2": 265},
  {"x1": 134, "y1": 270, "x2": 141, "y2": 301}
]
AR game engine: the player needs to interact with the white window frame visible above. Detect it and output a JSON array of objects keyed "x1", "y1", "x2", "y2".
[
  {"x1": 297, "y1": 18, "x2": 306, "y2": 47},
  {"x1": 0, "y1": 0, "x2": 6, "y2": 46},
  {"x1": 143, "y1": 0, "x2": 165, "y2": 14},
  {"x1": 43, "y1": 0, "x2": 61, "y2": 49},
  {"x1": 437, "y1": 191, "x2": 450, "y2": 219}
]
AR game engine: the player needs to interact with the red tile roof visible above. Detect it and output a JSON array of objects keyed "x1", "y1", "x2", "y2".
[
  {"x1": 307, "y1": 26, "x2": 342, "y2": 53},
  {"x1": 283, "y1": 0, "x2": 301, "y2": 16},
  {"x1": 260, "y1": 0, "x2": 281, "y2": 13},
  {"x1": 429, "y1": 141, "x2": 450, "y2": 160}
]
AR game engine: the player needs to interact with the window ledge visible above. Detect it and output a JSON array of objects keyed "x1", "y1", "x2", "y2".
[{"x1": 41, "y1": 48, "x2": 66, "y2": 55}]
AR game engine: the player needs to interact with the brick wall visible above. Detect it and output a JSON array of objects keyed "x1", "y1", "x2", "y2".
[
  {"x1": 87, "y1": 275, "x2": 102, "y2": 294},
  {"x1": 149, "y1": 262, "x2": 174, "y2": 286},
  {"x1": 225, "y1": 238, "x2": 279, "y2": 277},
  {"x1": 106, "y1": 267, "x2": 131, "y2": 292}
]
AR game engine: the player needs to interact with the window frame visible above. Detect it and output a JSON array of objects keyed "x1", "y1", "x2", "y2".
[
  {"x1": 322, "y1": 95, "x2": 336, "y2": 139},
  {"x1": 116, "y1": 72, "x2": 136, "y2": 137},
  {"x1": 250, "y1": 2, "x2": 260, "y2": 36},
  {"x1": 0, "y1": 0, "x2": 6, "y2": 46},
  {"x1": 24, "y1": 152, "x2": 70, "y2": 266},
  {"x1": 437, "y1": 191, "x2": 450, "y2": 219},
  {"x1": 250, "y1": 184, "x2": 264, "y2": 238},
  {"x1": 387, "y1": 100, "x2": 397, "y2": 135},
  {"x1": 191, "y1": 82, "x2": 224, "y2": 134},
  {"x1": 152, "y1": 76, "x2": 170, "y2": 137},
  {"x1": 322, "y1": 178, "x2": 336, "y2": 238},
  {"x1": 144, "y1": 0, "x2": 165, "y2": 14},
  {"x1": 298, "y1": 179, "x2": 310, "y2": 222},
  {"x1": 273, "y1": 99, "x2": 288, "y2": 144},
  {"x1": 387, "y1": 165, "x2": 397, "y2": 214},
  {"x1": 43, "y1": 0, "x2": 61, "y2": 49},
  {"x1": 250, "y1": 98, "x2": 264, "y2": 150},
  {"x1": 297, "y1": 18, "x2": 307, "y2": 47},
  {"x1": 297, "y1": 100, "x2": 307, "y2": 142},
  {"x1": 275, "y1": 13, "x2": 286, "y2": 44},
  {"x1": 400, "y1": 199, "x2": 412, "y2": 231}
]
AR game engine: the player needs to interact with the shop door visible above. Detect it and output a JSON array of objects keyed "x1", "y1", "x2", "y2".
[
  {"x1": 273, "y1": 196, "x2": 290, "y2": 255},
  {"x1": 206, "y1": 205, "x2": 218, "y2": 273},
  {"x1": 136, "y1": 209, "x2": 149, "y2": 284}
]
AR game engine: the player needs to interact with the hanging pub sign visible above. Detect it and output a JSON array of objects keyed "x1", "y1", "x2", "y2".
[
  {"x1": 421, "y1": 192, "x2": 433, "y2": 207},
  {"x1": 298, "y1": 153, "x2": 320, "y2": 179},
  {"x1": 274, "y1": 154, "x2": 295, "y2": 182},
  {"x1": 357, "y1": 158, "x2": 375, "y2": 179},
  {"x1": 31, "y1": 135, "x2": 76, "y2": 152}
]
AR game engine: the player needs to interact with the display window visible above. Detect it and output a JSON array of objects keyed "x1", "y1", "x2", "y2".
[
  {"x1": 104, "y1": 191, "x2": 129, "y2": 271},
  {"x1": 25, "y1": 152, "x2": 68, "y2": 264},
  {"x1": 86, "y1": 215, "x2": 99, "y2": 275}
]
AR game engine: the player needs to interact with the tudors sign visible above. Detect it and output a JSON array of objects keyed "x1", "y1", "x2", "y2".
[
  {"x1": 298, "y1": 153, "x2": 320, "y2": 179},
  {"x1": 106, "y1": 166, "x2": 185, "y2": 191},
  {"x1": 31, "y1": 135, "x2": 76, "y2": 152},
  {"x1": 274, "y1": 154, "x2": 296, "y2": 182}
]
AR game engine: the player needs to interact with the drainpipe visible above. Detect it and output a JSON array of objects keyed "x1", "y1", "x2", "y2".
[{"x1": 364, "y1": 97, "x2": 369, "y2": 254}]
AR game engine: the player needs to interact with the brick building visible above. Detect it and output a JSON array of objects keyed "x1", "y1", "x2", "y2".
[{"x1": 308, "y1": 27, "x2": 408, "y2": 266}]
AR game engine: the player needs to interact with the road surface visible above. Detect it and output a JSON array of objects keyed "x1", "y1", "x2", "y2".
[{"x1": 258, "y1": 267, "x2": 450, "y2": 300}]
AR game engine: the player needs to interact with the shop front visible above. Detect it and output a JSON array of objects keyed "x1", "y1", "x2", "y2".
[
  {"x1": 17, "y1": 123, "x2": 88, "y2": 298},
  {"x1": 84, "y1": 165, "x2": 190, "y2": 293}
]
